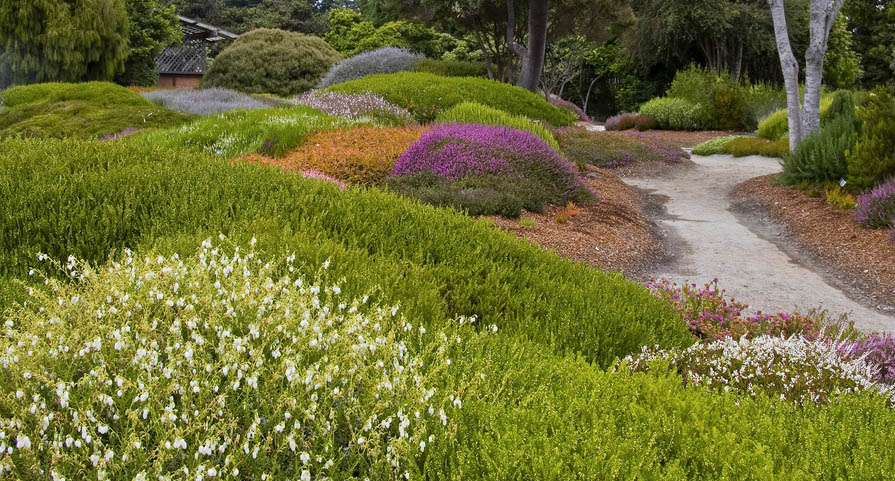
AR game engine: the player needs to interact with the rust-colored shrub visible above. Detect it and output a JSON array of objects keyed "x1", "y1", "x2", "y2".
[
  {"x1": 554, "y1": 202, "x2": 582, "y2": 224},
  {"x1": 244, "y1": 126, "x2": 429, "y2": 185}
]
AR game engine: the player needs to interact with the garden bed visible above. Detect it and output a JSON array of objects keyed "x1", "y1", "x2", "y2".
[
  {"x1": 732, "y1": 175, "x2": 895, "y2": 312},
  {"x1": 488, "y1": 166, "x2": 660, "y2": 275},
  {"x1": 615, "y1": 129, "x2": 741, "y2": 149}
]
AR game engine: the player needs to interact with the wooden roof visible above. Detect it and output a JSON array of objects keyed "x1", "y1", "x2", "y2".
[{"x1": 156, "y1": 16, "x2": 238, "y2": 75}]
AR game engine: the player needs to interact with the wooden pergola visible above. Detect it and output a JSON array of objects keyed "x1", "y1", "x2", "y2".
[{"x1": 155, "y1": 16, "x2": 238, "y2": 88}]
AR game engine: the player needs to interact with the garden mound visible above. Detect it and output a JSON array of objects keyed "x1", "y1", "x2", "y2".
[
  {"x1": 732, "y1": 175, "x2": 895, "y2": 312},
  {"x1": 488, "y1": 165, "x2": 660, "y2": 275}
]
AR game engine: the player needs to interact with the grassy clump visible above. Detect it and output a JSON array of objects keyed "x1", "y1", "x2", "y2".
[
  {"x1": 436, "y1": 101, "x2": 560, "y2": 152},
  {"x1": 0, "y1": 82, "x2": 195, "y2": 139},
  {"x1": 691, "y1": 135, "x2": 740, "y2": 155},
  {"x1": 129, "y1": 106, "x2": 362, "y2": 158},
  {"x1": 723, "y1": 136, "x2": 790, "y2": 158},
  {"x1": 0, "y1": 137, "x2": 689, "y2": 367},
  {"x1": 327, "y1": 72, "x2": 576, "y2": 125}
]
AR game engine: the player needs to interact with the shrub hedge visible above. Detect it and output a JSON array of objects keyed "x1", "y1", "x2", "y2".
[
  {"x1": 436, "y1": 101, "x2": 560, "y2": 152},
  {"x1": 0, "y1": 137, "x2": 689, "y2": 367},
  {"x1": 327, "y1": 72, "x2": 576, "y2": 125},
  {"x1": 202, "y1": 28, "x2": 341, "y2": 96},
  {"x1": 0, "y1": 82, "x2": 195, "y2": 139}
]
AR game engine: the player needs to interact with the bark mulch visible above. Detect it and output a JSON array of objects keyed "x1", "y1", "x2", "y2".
[
  {"x1": 732, "y1": 175, "x2": 895, "y2": 310},
  {"x1": 616, "y1": 129, "x2": 740, "y2": 149},
  {"x1": 487, "y1": 165, "x2": 660, "y2": 275}
]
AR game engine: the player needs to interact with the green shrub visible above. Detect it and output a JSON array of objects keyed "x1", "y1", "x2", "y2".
[
  {"x1": 436, "y1": 101, "x2": 560, "y2": 152},
  {"x1": 638, "y1": 97, "x2": 712, "y2": 131},
  {"x1": 202, "y1": 28, "x2": 341, "y2": 96},
  {"x1": 413, "y1": 58, "x2": 488, "y2": 77},
  {"x1": 846, "y1": 88, "x2": 895, "y2": 190},
  {"x1": 757, "y1": 96, "x2": 835, "y2": 140},
  {"x1": 724, "y1": 136, "x2": 790, "y2": 158},
  {"x1": 327, "y1": 72, "x2": 576, "y2": 125},
  {"x1": 0, "y1": 137, "x2": 690, "y2": 366},
  {"x1": 130, "y1": 106, "x2": 362, "y2": 158},
  {"x1": 0, "y1": 81, "x2": 194, "y2": 139},
  {"x1": 781, "y1": 100, "x2": 860, "y2": 185},
  {"x1": 691, "y1": 135, "x2": 739, "y2": 156},
  {"x1": 665, "y1": 65, "x2": 752, "y2": 130}
]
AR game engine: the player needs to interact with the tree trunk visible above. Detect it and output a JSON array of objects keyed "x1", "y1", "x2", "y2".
[
  {"x1": 516, "y1": 0, "x2": 549, "y2": 92},
  {"x1": 768, "y1": 0, "x2": 804, "y2": 151},
  {"x1": 802, "y1": 0, "x2": 845, "y2": 136}
]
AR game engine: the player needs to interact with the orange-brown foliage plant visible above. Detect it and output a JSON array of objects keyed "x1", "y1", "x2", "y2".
[
  {"x1": 244, "y1": 126, "x2": 429, "y2": 186},
  {"x1": 554, "y1": 202, "x2": 581, "y2": 224}
]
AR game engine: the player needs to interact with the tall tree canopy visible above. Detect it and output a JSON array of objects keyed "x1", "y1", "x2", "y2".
[
  {"x1": 843, "y1": 0, "x2": 894, "y2": 87},
  {"x1": 0, "y1": 0, "x2": 129, "y2": 88},
  {"x1": 116, "y1": 0, "x2": 182, "y2": 86}
]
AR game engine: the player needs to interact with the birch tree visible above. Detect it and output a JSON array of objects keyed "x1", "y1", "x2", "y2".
[{"x1": 767, "y1": 0, "x2": 845, "y2": 151}]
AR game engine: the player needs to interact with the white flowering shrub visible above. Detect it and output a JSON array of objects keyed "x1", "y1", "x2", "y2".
[
  {"x1": 0, "y1": 240, "x2": 461, "y2": 480},
  {"x1": 621, "y1": 335, "x2": 895, "y2": 406}
]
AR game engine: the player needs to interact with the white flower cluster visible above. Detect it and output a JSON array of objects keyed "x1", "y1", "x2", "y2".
[
  {"x1": 622, "y1": 335, "x2": 895, "y2": 406},
  {"x1": 0, "y1": 239, "x2": 461, "y2": 479}
]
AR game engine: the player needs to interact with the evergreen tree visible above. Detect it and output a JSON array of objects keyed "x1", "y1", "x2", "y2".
[{"x1": 116, "y1": 0, "x2": 182, "y2": 86}]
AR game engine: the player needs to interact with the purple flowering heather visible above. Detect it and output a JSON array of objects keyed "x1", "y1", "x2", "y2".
[
  {"x1": 839, "y1": 333, "x2": 895, "y2": 384},
  {"x1": 392, "y1": 123, "x2": 592, "y2": 204},
  {"x1": 293, "y1": 91, "x2": 413, "y2": 124},
  {"x1": 100, "y1": 129, "x2": 138, "y2": 141},
  {"x1": 549, "y1": 95, "x2": 589, "y2": 121},
  {"x1": 855, "y1": 177, "x2": 895, "y2": 229}
]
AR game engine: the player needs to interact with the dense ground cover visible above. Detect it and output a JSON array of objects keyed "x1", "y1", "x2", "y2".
[
  {"x1": 0, "y1": 82, "x2": 194, "y2": 139},
  {"x1": 142, "y1": 88, "x2": 269, "y2": 116},
  {"x1": 327, "y1": 72, "x2": 576, "y2": 125},
  {"x1": 556, "y1": 127, "x2": 689, "y2": 169}
]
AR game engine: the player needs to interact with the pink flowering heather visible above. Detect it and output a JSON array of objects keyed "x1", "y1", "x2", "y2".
[
  {"x1": 855, "y1": 177, "x2": 895, "y2": 229},
  {"x1": 549, "y1": 95, "x2": 589, "y2": 121},
  {"x1": 392, "y1": 123, "x2": 593, "y2": 206},
  {"x1": 300, "y1": 169, "x2": 348, "y2": 191},
  {"x1": 839, "y1": 333, "x2": 895, "y2": 385},
  {"x1": 293, "y1": 91, "x2": 413, "y2": 125},
  {"x1": 100, "y1": 129, "x2": 138, "y2": 141}
]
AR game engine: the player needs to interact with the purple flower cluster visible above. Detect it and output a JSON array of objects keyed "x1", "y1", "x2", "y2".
[
  {"x1": 549, "y1": 95, "x2": 589, "y2": 121},
  {"x1": 839, "y1": 333, "x2": 895, "y2": 384},
  {"x1": 100, "y1": 129, "x2": 138, "y2": 141},
  {"x1": 293, "y1": 91, "x2": 412, "y2": 123},
  {"x1": 392, "y1": 123, "x2": 592, "y2": 202},
  {"x1": 855, "y1": 177, "x2": 895, "y2": 229}
]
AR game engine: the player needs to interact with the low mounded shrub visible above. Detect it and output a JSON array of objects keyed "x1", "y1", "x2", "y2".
[
  {"x1": 757, "y1": 96, "x2": 835, "y2": 140},
  {"x1": 548, "y1": 95, "x2": 589, "y2": 121},
  {"x1": 666, "y1": 66, "x2": 753, "y2": 131},
  {"x1": 691, "y1": 135, "x2": 739, "y2": 156},
  {"x1": 0, "y1": 82, "x2": 194, "y2": 139},
  {"x1": 638, "y1": 97, "x2": 712, "y2": 131},
  {"x1": 605, "y1": 112, "x2": 637, "y2": 131},
  {"x1": 202, "y1": 29, "x2": 341, "y2": 96},
  {"x1": 555, "y1": 128, "x2": 689, "y2": 169},
  {"x1": 243, "y1": 126, "x2": 428, "y2": 185},
  {"x1": 856, "y1": 177, "x2": 895, "y2": 229},
  {"x1": 413, "y1": 58, "x2": 488, "y2": 78},
  {"x1": 141, "y1": 88, "x2": 269, "y2": 116},
  {"x1": 317, "y1": 47, "x2": 424, "y2": 89},
  {"x1": 131, "y1": 106, "x2": 361, "y2": 158},
  {"x1": 293, "y1": 91, "x2": 413, "y2": 126},
  {"x1": 723, "y1": 136, "x2": 789, "y2": 158},
  {"x1": 388, "y1": 124, "x2": 591, "y2": 216},
  {"x1": 634, "y1": 114, "x2": 657, "y2": 131},
  {"x1": 846, "y1": 88, "x2": 895, "y2": 190},
  {"x1": 782, "y1": 110, "x2": 860, "y2": 185},
  {"x1": 825, "y1": 184, "x2": 857, "y2": 210},
  {"x1": 327, "y1": 72, "x2": 576, "y2": 125},
  {"x1": 436, "y1": 101, "x2": 560, "y2": 152}
]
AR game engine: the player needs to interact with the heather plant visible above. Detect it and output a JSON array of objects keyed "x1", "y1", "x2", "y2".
[
  {"x1": 638, "y1": 97, "x2": 712, "y2": 131},
  {"x1": 691, "y1": 135, "x2": 739, "y2": 155},
  {"x1": 555, "y1": 128, "x2": 689, "y2": 169},
  {"x1": 621, "y1": 335, "x2": 895, "y2": 405},
  {"x1": 317, "y1": 47, "x2": 424, "y2": 89},
  {"x1": 757, "y1": 95, "x2": 834, "y2": 140},
  {"x1": 327, "y1": 72, "x2": 576, "y2": 125},
  {"x1": 141, "y1": 87, "x2": 269, "y2": 116},
  {"x1": 855, "y1": 177, "x2": 895, "y2": 228},
  {"x1": 825, "y1": 184, "x2": 857, "y2": 209},
  {"x1": 100, "y1": 128, "x2": 138, "y2": 141},
  {"x1": 412, "y1": 59, "x2": 489, "y2": 78},
  {"x1": 634, "y1": 114, "x2": 657, "y2": 131},
  {"x1": 845, "y1": 88, "x2": 895, "y2": 190},
  {"x1": 0, "y1": 242, "x2": 463, "y2": 479},
  {"x1": 548, "y1": 95, "x2": 589, "y2": 121},
  {"x1": 243, "y1": 126, "x2": 429, "y2": 185},
  {"x1": 389, "y1": 124, "x2": 592, "y2": 217},
  {"x1": 202, "y1": 29, "x2": 341, "y2": 96},
  {"x1": 293, "y1": 91, "x2": 413, "y2": 126},
  {"x1": 723, "y1": 136, "x2": 789, "y2": 158},
  {"x1": 605, "y1": 112, "x2": 637, "y2": 131},
  {"x1": 131, "y1": 106, "x2": 362, "y2": 158},
  {"x1": 436, "y1": 102, "x2": 560, "y2": 152},
  {"x1": 839, "y1": 333, "x2": 895, "y2": 384},
  {"x1": 0, "y1": 82, "x2": 194, "y2": 139}
]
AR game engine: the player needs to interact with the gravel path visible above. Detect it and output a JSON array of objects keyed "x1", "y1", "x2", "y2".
[{"x1": 627, "y1": 153, "x2": 895, "y2": 333}]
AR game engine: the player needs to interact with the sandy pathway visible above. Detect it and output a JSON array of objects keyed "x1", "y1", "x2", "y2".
[{"x1": 627, "y1": 153, "x2": 895, "y2": 333}]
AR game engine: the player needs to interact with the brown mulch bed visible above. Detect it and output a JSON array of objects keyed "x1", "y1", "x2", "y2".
[
  {"x1": 616, "y1": 129, "x2": 739, "y2": 149},
  {"x1": 487, "y1": 165, "x2": 660, "y2": 275},
  {"x1": 732, "y1": 175, "x2": 895, "y2": 309}
]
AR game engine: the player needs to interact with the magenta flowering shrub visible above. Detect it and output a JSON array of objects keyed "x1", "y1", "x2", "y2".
[
  {"x1": 855, "y1": 177, "x2": 895, "y2": 229},
  {"x1": 839, "y1": 333, "x2": 895, "y2": 385},
  {"x1": 549, "y1": 95, "x2": 589, "y2": 121},
  {"x1": 100, "y1": 129, "x2": 138, "y2": 141},
  {"x1": 388, "y1": 124, "x2": 592, "y2": 217},
  {"x1": 299, "y1": 169, "x2": 348, "y2": 191},
  {"x1": 293, "y1": 91, "x2": 413, "y2": 126}
]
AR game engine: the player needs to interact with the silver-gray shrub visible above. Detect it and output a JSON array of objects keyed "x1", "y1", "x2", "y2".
[
  {"x1": 142, "y1": 88, "x2": 269, "y2": 116},
  {"x1": 317, "y1": 47, "x2": 424, "y2": 89},
  {"x1": 294, "y1": 91, "x2": 413, "y2": 125}
]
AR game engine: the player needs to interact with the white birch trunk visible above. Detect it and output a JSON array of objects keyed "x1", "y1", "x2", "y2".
[{"x1": 768, "y1": 0, "x2": 803, "y2": 152}]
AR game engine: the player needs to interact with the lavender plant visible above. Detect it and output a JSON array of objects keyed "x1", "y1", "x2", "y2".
[
  {"x1": 317, "y1": 47, "x2": 424, "y2": 89},
  {"x1": 142, "y1": 88, "x2": 269, "y2": 116},
  {"x1": 293, "y1": 91, "x2": 413, "y2": 125},
  {"x1": 855, "y1": 177, "x2": 895, "y2": 229}
]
